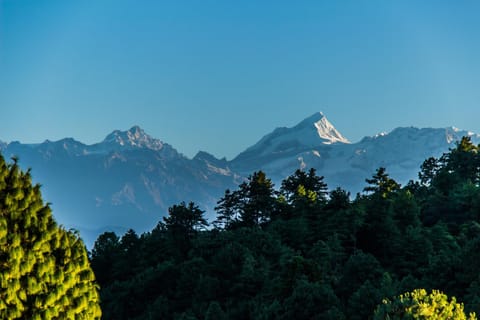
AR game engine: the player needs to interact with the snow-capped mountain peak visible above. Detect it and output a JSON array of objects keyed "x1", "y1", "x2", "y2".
[
  {"x1": 293, "y1": 112, "x2": 350, "y2": 144},
  {"x1": 313, "y1": 113, "x2": 350, "y2": 144},
  {"x1": 232, "y1": 112, "x2": 350, "y2": 165},
  {"x1": 3, "y1": 113, "x2": 480, "y2": 248},
  {"x1": 102, "y1": 126, "x2": 164, "y2": 151},
  {"x1": 282, "y1": 112, "x2": 348, "y2": 147}
]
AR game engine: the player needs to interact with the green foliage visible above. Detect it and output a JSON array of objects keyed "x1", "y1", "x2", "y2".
[
  {"x1": 280, "y1": 168, "x2": 328, "y2": 205},
  {"x1": 0, "y1": 155, "x2": 101, "y2": 319},
  {"x1": 91, "y1": 138, "x2": 480, "y2": 319},
  {"x1": 364, "y1": 167, "x2": 400, "y2": 198},
  {"x1": 374, "y1": 289, "x2": 477, "y2": 319}
]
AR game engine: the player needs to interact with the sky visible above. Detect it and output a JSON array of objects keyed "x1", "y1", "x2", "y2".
[{"x1": 1, "y1": 1, "x2": 480, "y2": 160}]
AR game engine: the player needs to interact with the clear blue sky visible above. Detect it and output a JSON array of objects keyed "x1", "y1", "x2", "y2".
[{"x1": 1, "y1": 1, "x2": 480, "y2": 159}]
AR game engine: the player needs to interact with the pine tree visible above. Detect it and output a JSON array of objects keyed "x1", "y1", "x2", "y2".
[
  {"x1": 163, "y1": 202, "x2": 208, "y2": 258},
  {"x1": 237, "y1": 171, "x2": 276, "y2": 227},
  {"x1": 90, "y1": 231, "x2": 120, "y2": 286},
  {"x1": 419, "y1": 157, "x2": 440, "y2": 186},
  {"x1": 214, "y1": 189, "x2": 239, "y2": 230},
  {"x1": 364, "y1": 167, "x2": 400, "y2": 198},
  {"x1": 0, "y1": 155, "x2": 101, "y2": 319}
]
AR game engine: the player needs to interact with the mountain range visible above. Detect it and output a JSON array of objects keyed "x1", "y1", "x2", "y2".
[{"x1": 1, "y1": 112, "x2": 479, "y2": 246}]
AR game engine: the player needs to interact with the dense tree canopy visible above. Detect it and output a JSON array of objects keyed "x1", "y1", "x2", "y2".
[
  {"x1": 91, "y1": 138, "x2": 480, "y2": 319},
  {"x1": 0, "y1": 155, "x2": 101, "y2": 319}
]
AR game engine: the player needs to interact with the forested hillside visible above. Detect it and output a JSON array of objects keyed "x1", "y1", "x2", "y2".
[{"x1": 90, "y1": 137, "x2": 480, "y2": 319}]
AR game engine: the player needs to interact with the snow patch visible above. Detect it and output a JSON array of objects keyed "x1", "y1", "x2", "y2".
[
  {"x1": 374, "y1": 132, "x2": 388, "y2": 138},
  {"x1": 206, "y1": 163, "x2": 231, "y2": 176}
]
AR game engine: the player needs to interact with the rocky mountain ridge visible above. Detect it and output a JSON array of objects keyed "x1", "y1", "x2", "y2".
[{"x1": 2, "y1": 112, "x2": 478, "y2": 246}]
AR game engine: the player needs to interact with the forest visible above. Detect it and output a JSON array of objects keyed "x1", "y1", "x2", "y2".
[
  {"x1": 89, "y1": 136, "x2": 480, "y2": 319},
  {"x1": 2, "y1": 137, "x2": 480, "y2": 319}
]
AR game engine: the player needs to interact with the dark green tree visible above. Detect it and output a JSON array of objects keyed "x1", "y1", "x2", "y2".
[
  {"x1": 419, "y1": 157, "x2": 440, "y2": 186},
  {"x1": 444, "y1": 136, "x2": 480, "y2": 184},
  {"x1": 392, "y1": 189, "x2": 421, "y2": 232},
  {"x1": 164, "y1": 202, "x2": 208, "y2": 258},
  {"x1": 0, "y1": 155, "x2": 101, "y2": 319},
  {"x1": 164, "y1": 202, "x2": 208, "y2": 236},
  {"x1": 338, "y1": 250, "x2": 384, "y2": 301},
  {"x1": 214, "y1": 189, "x2": 239, "y2": 230},
  {"x1": 114, "y1": 229, "x2": 141, "y2": 281},
  {"x1": 327, "y1": 187, "x2": 351, "y2": 211},
  {"x1": 324, "y1": 188, "x2": 360, "y2": 251},
  {"x1": 234, "y1": 171, "x2": 276, "y2": 228},
  {"x1": 204, "y1": 301, "x2": 226, "y2": 320},
  {"x1": 357, "y1": 169, "x2": 401, "y2": 262},
  {"x1": 347, "y1": 273, "x2": 396, "y2": 320},
  {"x1": 90, "y1": 231, "x2": 120, "y2": 286},
  {"x1": 214, "y1": 172, "x2": 276, "y2": 229},
  {"x1": 281, "y1": 279, "x2": 344, "y2": 320}
]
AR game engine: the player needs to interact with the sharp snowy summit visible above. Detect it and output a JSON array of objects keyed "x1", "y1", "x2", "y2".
[
  {"x1": 232, "y1": 112, "x2": 349, "y2": 170},
  {"x1": 300, "y1": 112, "x2": 350, "y2": 145},
  {"x1": 1, "y1": 112, "x2": 478, "y2": 247},
  {"x1": 101, "y1": 125, "x2": 166, "y2": 151}
]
